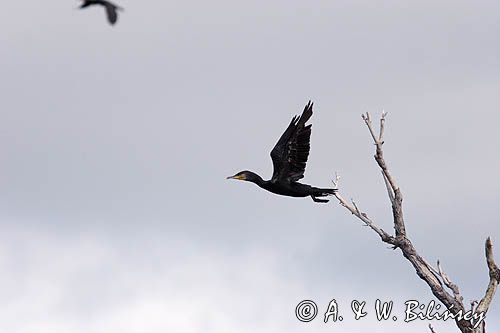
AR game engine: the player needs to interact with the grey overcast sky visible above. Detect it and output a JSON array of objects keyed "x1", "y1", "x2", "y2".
[{"x1": 1, "y1": 1, "x2": 499, "y2": 332}]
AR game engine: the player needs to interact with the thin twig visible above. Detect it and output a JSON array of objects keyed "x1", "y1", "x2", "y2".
[
  {"x1": 421, "y1": 257, "x2": 443, "y2": 287},
  {"x1": 379, "y1": 110, "x2": 387, "y2": 142},
  {"x1": 361, "y1": 112, "x2": 378, "y2": 144},
  {"x1": 331, "y1": 172, "x2": 341, "y2": 190},
  {"x1": 381, "y1": 171, "x2": 395, "y2": 205},
  {"x1": 351, "y1": 199, "x2": 361, "y2": 216},
  {"x1": 470, "y1": 300, "x2": 478, "y2": 313},
  {"x1": 362, "y1": 112, "x2": 399, "y2": 195},
  {"x1": 333, "y1": 191, "x2": 395, "y2": 244},
  {"x1": 437, "y1": 260, "x2": 464, "y2": 303}
]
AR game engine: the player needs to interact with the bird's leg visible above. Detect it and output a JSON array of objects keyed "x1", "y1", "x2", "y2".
[{"x1": 311, "y1": 196, "x2": 329, "y2": 203}]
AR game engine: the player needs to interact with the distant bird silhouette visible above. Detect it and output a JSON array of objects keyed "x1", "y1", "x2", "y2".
[
  {"x1": 79, "y1": 0, "x2": 123, "y2": 25},
  {"x1": 227, "y1": 101, "x2": 336, "y2": 203}
]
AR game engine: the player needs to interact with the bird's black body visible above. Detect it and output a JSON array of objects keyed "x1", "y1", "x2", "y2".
[
  {"x1": 227, "y1": 101, "x2": 336, "y2": 203},
  {"x1": 79, "y1": 0, "x2": 123, "y2": 25}
]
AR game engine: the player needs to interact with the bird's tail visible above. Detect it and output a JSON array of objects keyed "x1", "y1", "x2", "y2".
[{"x1": 314, "y1": 187, "x2": 337, "y2": 197}]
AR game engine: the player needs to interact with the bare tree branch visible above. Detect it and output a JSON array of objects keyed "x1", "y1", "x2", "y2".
[
  {"x1": 333, "y1": 112, "x2": 498, "y2": 333},
  {"x1": 470, "y1": 300, "x2": 478, "y2": 314},
  {"x1": 332, "y1": 190, "x2": 395, "y2": 244},
  {"x1": 437, "y1": 260, "x2": 464, "y2": 303},
  {"x1": 361, "y1": 111, "x2": 405, "y2": 238},
  {"x1": 381, "y1": 171, "x2": 395, "y2": 205},
  {"x1": 476, "y1": 238, "x2": 500, "y2": 314},
  {"x1": 421, "y1": 257, "x2": 442, "y2": 283}
]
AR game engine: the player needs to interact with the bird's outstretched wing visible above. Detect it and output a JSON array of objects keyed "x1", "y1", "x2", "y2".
[
  {"x1": 270, "y1": 101, "x2": 313, "y2": 182},
  {"x1": 103, "y1": 1, "x2": 120, "y2": 24}
]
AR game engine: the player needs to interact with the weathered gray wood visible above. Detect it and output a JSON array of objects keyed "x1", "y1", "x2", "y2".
[{"x1": 332, "y1": 112, "x2": 499, "y2": 333}]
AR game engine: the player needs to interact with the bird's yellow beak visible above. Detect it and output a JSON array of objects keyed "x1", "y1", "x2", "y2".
[{"x1": 226, "y1": 174, "x2": 246, "y2": 180}]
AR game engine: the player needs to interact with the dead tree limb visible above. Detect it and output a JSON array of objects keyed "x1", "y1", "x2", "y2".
[{"x1": 332, "y1": 112, "x2": 499, "y2": 333}]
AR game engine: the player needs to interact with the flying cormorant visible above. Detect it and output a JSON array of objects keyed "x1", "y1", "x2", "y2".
[
  {"x1": 79, "y1": 0, "x2": 123, "y2": 25},
  {"x1": 227, "y1": 101, "x2": 336, "y2": 203}
]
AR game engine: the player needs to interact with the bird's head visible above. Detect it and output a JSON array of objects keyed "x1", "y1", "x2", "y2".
[{"x1": 226, "y1": 170, "x2": 262, "y2": 183}]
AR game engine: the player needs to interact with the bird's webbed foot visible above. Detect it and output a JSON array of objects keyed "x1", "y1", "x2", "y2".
[{"x1": 311, "y1": 196, "x2": 329, "y2": 203}]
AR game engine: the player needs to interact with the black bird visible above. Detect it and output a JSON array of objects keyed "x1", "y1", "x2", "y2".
[
  {"x1": 227, "y1": 101, "x2": 336, "y2": 203},
  {"x1": 79, "y1": 0, "x2": 123, "y2": 25}
]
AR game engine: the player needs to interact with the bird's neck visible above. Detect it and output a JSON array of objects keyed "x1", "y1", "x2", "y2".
[{"x1": 247, "y1": 172, "x2": 265, "y2": 187}]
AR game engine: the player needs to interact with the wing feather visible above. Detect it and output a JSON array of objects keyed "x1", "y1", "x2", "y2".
[
  {"x1": 270, "y1": 101, "x2": 313, "y2": 182},
  {"x1": 104, "y1": 2, "x2": 118, "y2": 24}
]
